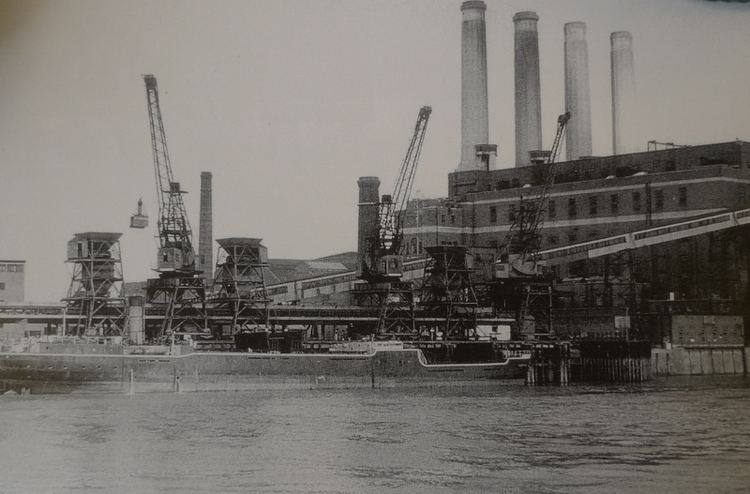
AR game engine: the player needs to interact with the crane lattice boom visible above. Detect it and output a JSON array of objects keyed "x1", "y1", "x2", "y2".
[
  {"x1": 144, "y1": 75, "x2": 196, "y2": 272},
  {"x1": 524, "y1": 111, "x2": 570, "y2": 241},
  {"x1": 502, "y1": 112, "x2": 570, "y2": 276},
  {"x1": 377, "y1": 105, "x2": 432, "y2": 255}
]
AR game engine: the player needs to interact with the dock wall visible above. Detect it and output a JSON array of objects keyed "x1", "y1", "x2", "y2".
[{"x1": 651, "y1": 346, "x2": 748, "y2": 376}]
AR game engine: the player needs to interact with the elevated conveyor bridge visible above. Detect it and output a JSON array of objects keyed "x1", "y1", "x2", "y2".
[{"x1": 534, "y1": 207, "x2": 750, "y2": 266}]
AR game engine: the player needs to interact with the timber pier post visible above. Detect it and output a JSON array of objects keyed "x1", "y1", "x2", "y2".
[{"x1": 525, "y1": 340, "x2": 651, "y2": 385}]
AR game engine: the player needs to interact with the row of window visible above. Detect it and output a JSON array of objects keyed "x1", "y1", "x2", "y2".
[
  {"x1": 546, "y1": 229, "x2": 601, "y2": 247},
  {"x1": 548, "y1": 187, "x2": 688, "y2": 220},
  {"x1": 409, "y1": 237, "x2": 424, "y2": 255},
  {"x1": 487, "y1": 188, "x2": 689, "y2": 224},
  {"x1": 430, "y1": 186, "x2": 692, "y2": 228},
  {"x1": 439, "y1": 214, "x2": 457, "y2": 224},
  {"x1": 0, "y1": 264, "x2": 24, "y2": 273},
  {"x1": 407, "y1": 237, "x2": 462, "y2": 254},
  {"x1": 491, "y1": 168, "x2": 661, "y2": 193}
]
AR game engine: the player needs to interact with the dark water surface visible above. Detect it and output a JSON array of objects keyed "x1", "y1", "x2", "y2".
[{"x1": 1, "y1": 377, "x2": 749, "y2": 493}]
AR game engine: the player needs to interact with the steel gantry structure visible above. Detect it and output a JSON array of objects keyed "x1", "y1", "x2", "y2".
[
  {"x1": 209, "y1": 238, "x2": 271, "y2": 337},
  {"x1": 62, "y1": 232, "x2": 126, "y2": 336}
]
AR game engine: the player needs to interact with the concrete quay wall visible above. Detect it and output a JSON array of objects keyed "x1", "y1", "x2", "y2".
[{"x1": 651, "y1": 346, "x2": 748, "y2": 376}]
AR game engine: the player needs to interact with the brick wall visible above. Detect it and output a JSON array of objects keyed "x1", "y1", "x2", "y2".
[{"x1": 403, "y1": 163, "x2": 750, "y2": 262}]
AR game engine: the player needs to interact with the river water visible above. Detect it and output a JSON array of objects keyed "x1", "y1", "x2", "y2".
[{"x1": 0, "y1": 377, "x2": 748, "y2": 493}]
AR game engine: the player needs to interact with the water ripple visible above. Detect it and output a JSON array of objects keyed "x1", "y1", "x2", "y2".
[{"x1": 0, "y1": 378, "x2": 748, "y2": 493}]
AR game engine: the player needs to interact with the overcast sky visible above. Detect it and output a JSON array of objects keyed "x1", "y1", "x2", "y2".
[{"x1": 1, "y1": 0, "x2": 749, "y2": 302}]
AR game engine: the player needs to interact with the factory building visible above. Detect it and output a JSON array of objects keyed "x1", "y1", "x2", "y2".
[
  {"x1": 263, "y1": 252, "x2": 426, "y2": 305},
  {"x1": 263, "y1": 253, "x2": 359, "y2": 304},
  {"x1": 0, "y1": 260, "x2": 30, "y2": 338},
  {"x1": 0, "y1": 260, "x2": 25, "y2": 303}
]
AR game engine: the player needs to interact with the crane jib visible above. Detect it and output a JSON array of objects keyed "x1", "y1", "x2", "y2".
[
  {"x1": 363, "y1": 106, "x2": 432, "y2": 283},
  {"x1": 143, "y1": 74, "x2": 197, "y2": 273}
]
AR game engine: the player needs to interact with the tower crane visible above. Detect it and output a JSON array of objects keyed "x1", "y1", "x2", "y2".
[
  {"x1": 362, "y1": 105, "x2": 432, "y2": 281},
  {"x1": 143, "y1": 74, "x2": 207, "y2": 338}
]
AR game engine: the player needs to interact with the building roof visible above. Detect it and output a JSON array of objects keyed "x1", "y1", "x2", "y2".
[
  {"x1": 216, "y1": 237, "x2": 265, "y2": 249},
  {"x1": 71, "y1": 232, "x2": 122, "y2": 241},
  {"x1": 122, "y1": 252, "x2": 358, "y2": 291},
  {"x1": 448, "y1": 140, "x2": 750, "y2": 198},
  {"x1": 312, "y1": 251, "x2": 359, "y2": 269},
  {"x1": 264, "y1": 252, "x2": 358, "y2": 285},
  {"x1": 266, "y1": 260, "x2": 345, "y2": 285}
]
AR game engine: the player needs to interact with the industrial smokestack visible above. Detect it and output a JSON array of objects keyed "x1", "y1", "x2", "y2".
[
  {"x1": 564, "y1": 22, "x2": 592, "y2": 161},
  {"x1": 611, "y1": 31, "x2": 636, "y2": 154},
  {"x1": 457, "y1": 1, "x2": 490, "y2": 172},
  {"x1": 198, "y1": 171, "x2": 213, "y2": 282},
  {"x1": 357, "y1": 176, "x2": 380, "y2": 273},
  {"x1": 514, "y1": 11, "x2": 542, "y2": 167}
]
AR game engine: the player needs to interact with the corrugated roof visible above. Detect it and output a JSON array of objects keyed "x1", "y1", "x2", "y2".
[
  {"x1": 312, "y1": 251, "x2": 359, "y2": 270},
  {"x1": 265, "y1": 253, "x2": 356, "y2": 285},
  {"x1": 305, "y1": 261, "x2": 347, "y2": 271},
  {"x1": 122, "y1": 252, "x2": 358, "y2": 289}
]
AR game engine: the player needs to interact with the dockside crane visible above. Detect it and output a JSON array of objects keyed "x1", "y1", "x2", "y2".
[
  {"x1": 491, "y1": 112, "x2": 569, "y2": 338},
  {"x1": 362, "y1": 105, "x2": 432, "y2": 281},
  {"x1": 497, "y1": 111, "x2": 570, "y2": 278},
  {"x1": 355, "y1": 106, "x2": 431, "y2": 337},
  {"x1": 143, "y1": 74, "x2": 207, "y2": 339}
]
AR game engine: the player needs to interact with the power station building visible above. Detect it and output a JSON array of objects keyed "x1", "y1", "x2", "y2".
[
  {"x1": 388, "y1": 2, "x2": 750, "y2": 342},
  {"x1": 405, "y1": 141, "x2": 750, "y2": 252},
  {"x1": 401, "y1": 141, "x2": 750, "y2": 295}
]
